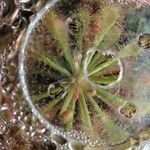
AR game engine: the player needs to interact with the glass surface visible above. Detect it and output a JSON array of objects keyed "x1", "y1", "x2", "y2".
[
  {"x1": 19, "y1": 0, "x2": 150, "y2": 147},
  {"x1": 0, "y1": 0, "x2": 150, "y2": 149}
]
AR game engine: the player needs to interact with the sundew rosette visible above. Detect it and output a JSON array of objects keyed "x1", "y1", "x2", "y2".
[{"x1": 19, "y1": 0, "x2": 150, "y2": 147}]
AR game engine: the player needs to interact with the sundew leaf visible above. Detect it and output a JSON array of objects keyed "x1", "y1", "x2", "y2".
[
  {"x1": 88, "y1": 95, "x2": 127, "y2": 144},
  {"x1": 89, "y1": 75, "x2": 118, "y2": 85},
  {"x1": 30, "y1": 69, "x2": 54, "y2": 78},
  {"x1": 91, "y1": 62, "x2": 119, "y2": 77},
  {"x1": 76, "y1": 8, "x2": 91, "y2": 51},
  {"x1": 96, "y1": 88, "x2": 125, "y2": 108},
  {"x1": 59, "y1": 88, "x2": 74, "y2": 115},
  {"x1": 32, "y1": 50, "x2": 71, "y2": 77},
  {"x1": 29, "y1": 43, "x2": 72, "y2": 77},
  {"x1": 103, "y1": 117, "x2": 128, "y2": 144},
  {"x1": 31, "y1": 91, "x2": 49, "y2": 103},
  {"x1": 40, "y1": 98, "x2": 62, "y2": 114},
  {"x1": 97, "y1": 26, "x2": 122, "y2": 51},
  {"x1": 44, "y1": 11, "x2": 75, "y2": 72},
  {"x1": 88, "y1": 52, "x2": 107, "y2": 71},
  {"x1": 66, "y1": 100, "x2": 76, "y2": 130},
  {"x1": 85, "y1": 49, "x2": 96, "y2": 68},
  {"x1": 117, "y1": 40, "x2": 140, "y2": 58},
  {"x1": 94, "y1": 5, "x2": 120, "y2": 48},
  {"x1": 45, "y1": 102, "x2": 62, "y2": 121},
  {"x1": 80, "y1": 90, "x2": 92, "y2": 129},
  {"x1": 88, "y1": 58, "x2": 117, "y2": 76}
]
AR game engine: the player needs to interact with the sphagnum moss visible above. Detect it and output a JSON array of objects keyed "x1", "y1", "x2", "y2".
[{"x1": 26, "y1": 4, "x2": 142, "y2": 145}]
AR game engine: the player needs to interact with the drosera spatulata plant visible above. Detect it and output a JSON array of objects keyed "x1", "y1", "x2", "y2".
[{"x1": 25, "y1": 3, "x2": 142, "y2": 146}]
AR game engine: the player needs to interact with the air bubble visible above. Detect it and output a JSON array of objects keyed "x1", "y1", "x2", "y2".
[{"x1": 51, "y1": 134, "x2": 67, "y2": 145}]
